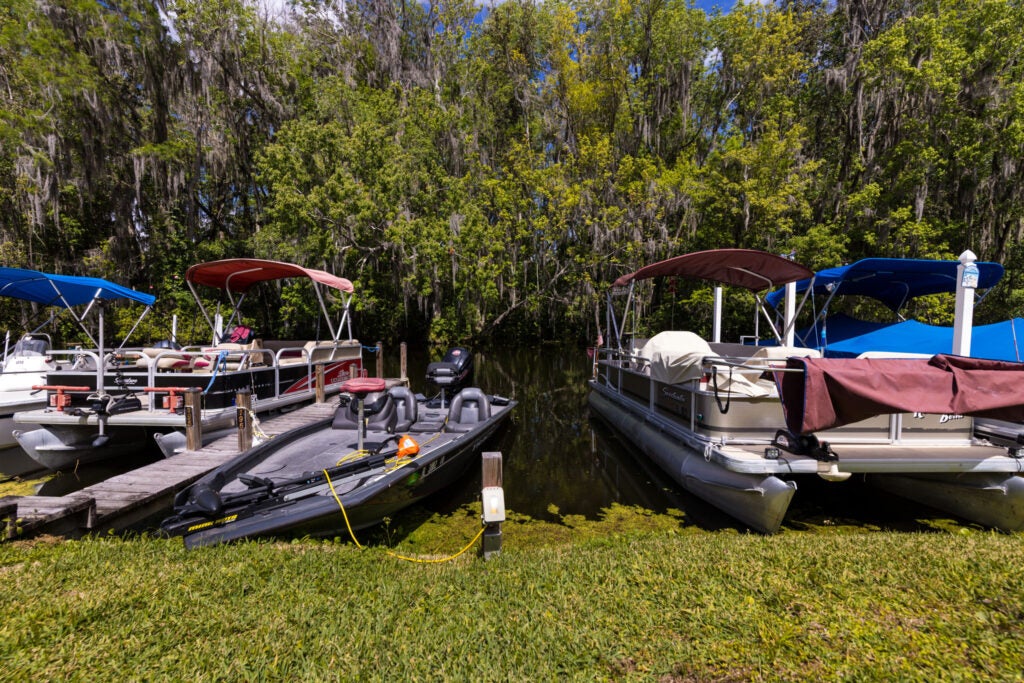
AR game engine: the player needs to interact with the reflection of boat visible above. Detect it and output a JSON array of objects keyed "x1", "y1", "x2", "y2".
[
  {"x1": 1, "y1": 267, "x2": 156, "y2": 475},
  {"x1": 588, "y1": 249, "x2": 1024, "y2": 533},
  {"x1": 161, "y1": 347, "x2": 516, "y2": 548},
  {"x1": 14, "y1": 259, "x2": 363, "y2": 470}
]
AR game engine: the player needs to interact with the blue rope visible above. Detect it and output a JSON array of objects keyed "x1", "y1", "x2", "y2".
[
  {"x1": 362, "y1": 344, "x2": 380, "y2": 353},
  {"x1": 203, "y1": 350, "x2": 229, "y2": 395}
]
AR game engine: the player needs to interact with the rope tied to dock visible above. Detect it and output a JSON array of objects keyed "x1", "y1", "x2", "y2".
[{"x1": 246, "y1": 408, "x2": 274, "y2": 444}]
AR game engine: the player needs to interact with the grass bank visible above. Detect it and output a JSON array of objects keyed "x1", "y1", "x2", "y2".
[{"x1": 1, "y1": 506, "x2": 1022, "y2": 681}]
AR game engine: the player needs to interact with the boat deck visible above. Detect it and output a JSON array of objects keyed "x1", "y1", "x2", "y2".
[
  {"x1": 223, "y1": 404, "x2": 458, "y2": 493},
  {"x1": 0, "y1": 401, "x2": 340, "y2": 542}
]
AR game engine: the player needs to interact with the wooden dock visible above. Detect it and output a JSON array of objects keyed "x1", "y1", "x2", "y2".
[{"x1": 0, "y1": 401, "x2": 338, "y2": 542}]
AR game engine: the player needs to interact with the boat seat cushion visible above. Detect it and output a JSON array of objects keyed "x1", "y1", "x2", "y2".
[
  {"x1": 388, "y1": 385, "x2": 418, "y2": 432},
  {"x1": 135, "y1": 348, "x2": 194, "y2": 371},
  {"x1": 445, "y1": 388, "x2": 491, "y2": 433},
  {"x1": 194, "y1": 341, "x2": 264, "y2": 372},
  {"x1": 331, "y1": 392, "x2": 398, "y2": 433}
]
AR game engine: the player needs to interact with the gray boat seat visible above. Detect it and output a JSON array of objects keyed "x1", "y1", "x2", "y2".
[
  {"x1": 445, "y1": 388, "x2": 491, "y2": 433},
  {"x1": 331, "y1": 391, "x2": 398, "y2": 433},
  {"x1": 388, "y1": 385, "x2": 418, "y2": 432}
]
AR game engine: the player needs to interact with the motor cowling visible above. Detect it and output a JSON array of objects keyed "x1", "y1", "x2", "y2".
[{"x1": 426, "y1": 347, "x2": 474, "y2": 392}]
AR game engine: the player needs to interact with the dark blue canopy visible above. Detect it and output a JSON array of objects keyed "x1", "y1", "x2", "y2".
[
  {"x1": 765, "y1": 258, "x2": 1004, "y2": 311},
  {"x1": 0, "y1": 267, "x2": 155, "y2": 308}
]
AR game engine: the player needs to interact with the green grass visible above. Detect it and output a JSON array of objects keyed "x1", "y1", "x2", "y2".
[{"x1": 1, "y1": 505, "x2": 1022, "y2": 681}]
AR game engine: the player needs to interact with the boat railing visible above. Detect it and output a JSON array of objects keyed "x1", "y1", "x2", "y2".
[
  {"x1": 37, "y1": 341, "x2": 353, "y2": 412},
  {"x1": 595, "y1": 344, "x2": 810, "y2": 402},
  {"x1": 34, "y1": 347, "x2": 105, "y2": 373},
  {"x1": 701, "y1": 355, "x2": 805, "y2": 376}
]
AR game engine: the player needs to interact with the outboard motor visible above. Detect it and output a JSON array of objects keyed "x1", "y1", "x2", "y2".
[{"x1": 425, "y1": 347, "x2": 474, "y2": 408}]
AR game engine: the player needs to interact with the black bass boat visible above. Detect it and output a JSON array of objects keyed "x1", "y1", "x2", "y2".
[{"x1": 161, "y1": 347, "x2": 515, "y2": 548}]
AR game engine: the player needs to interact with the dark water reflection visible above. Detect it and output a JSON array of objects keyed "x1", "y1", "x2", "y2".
[{"x1": 390, "y1": 346, "x2": 740, "y2": 526}]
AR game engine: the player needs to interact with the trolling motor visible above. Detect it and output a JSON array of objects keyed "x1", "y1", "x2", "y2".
[
  {"x1": 82, "y1": 358, "x2": 142, "y2": 448},
  {"x1": 425, "y1": 347, "x2": 474, "y2": 408}
]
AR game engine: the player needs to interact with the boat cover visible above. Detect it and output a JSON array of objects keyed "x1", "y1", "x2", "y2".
[
  {"x1": 186, "y1": 259, "x2": 354, "y2": 294},
  {"x1": 818, "y1": 317, "x2": 1024, "y2": 361},
  {"x1": 778, "y1": 354, "x2": 1024, "y2": 434},
  {"x1": 764, "y1": 257, "x2": 1004, "y2": 311},
  {"x1": 639, "y1": 332, "x2": 713, "y2": 384},
  {"x1": 789, "y1": 312, "x2": 893, "y2": 349},
  {"x1": 0, "y1": 267, "x2": 155, "y2": 307},
  {"x1": 613, "y1": 249, "x2": 813, "y2": 291},
  {"x1": 639, "y1": 331, "x2": 807, "y2": 396}
]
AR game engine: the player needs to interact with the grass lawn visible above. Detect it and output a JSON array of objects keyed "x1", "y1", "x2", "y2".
[{"x1": 1, "y1": 504, "x2": 1022, "y2": 681}]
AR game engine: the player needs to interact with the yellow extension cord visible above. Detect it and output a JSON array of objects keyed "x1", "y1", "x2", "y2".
[{"x1": 323, "y1": 467, "x2": 487, "y2": 564}]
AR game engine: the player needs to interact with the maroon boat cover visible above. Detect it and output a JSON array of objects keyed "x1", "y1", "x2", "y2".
[
  {"x1": 186, "y1": 259, "x2": 354, "y2": 293},
  {"x1": 778, "y1": 354, "x2": 1024, "y2": 434},
  {"x1": 612, "y1": 249, "x2": 814, "y2": 291}
]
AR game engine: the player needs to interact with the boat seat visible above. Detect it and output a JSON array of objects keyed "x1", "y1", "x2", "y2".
[
  {"x1": 388, "y1": 385, "x2": 418, "y2": 432},
  {"x1": 134, "y1": 347, "x2": 195, "y2": 371},
  {"x1": 445, "y1": 388, "x2": 491, "y2": 433},
  {"x1": 193, "y1": 341, "x2": 264, "y2": 372},
  {"x1": 331, "y1": 391, "x2": 398, "y2": 433},
  {"x1": 279, "y1": 340, "x2": 339, "y2": 366}
]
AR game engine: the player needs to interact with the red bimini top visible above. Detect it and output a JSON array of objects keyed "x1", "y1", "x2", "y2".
[
  {"x1": 612, "y1": 249, "x2": 813, "y2": 291},
  {"x1": 186, "y1": 259, "x2": 354, "y2": 294}
]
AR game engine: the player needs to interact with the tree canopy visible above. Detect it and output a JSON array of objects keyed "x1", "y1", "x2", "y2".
[{"x1": 2, "y1": 0, "x2": 1023, "y2": 345}]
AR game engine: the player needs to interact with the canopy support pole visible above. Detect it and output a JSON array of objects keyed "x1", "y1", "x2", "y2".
[{"x1": 953, "y1": 250, "x2": 978, "y2": 356}]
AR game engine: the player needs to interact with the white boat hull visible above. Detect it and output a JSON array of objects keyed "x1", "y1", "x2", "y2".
[
  {"x1": 12, "y1": 425, "x2": 150, "y2": 470},
  {"x1": 0, "y1": 396, "x2": 48, "y2": 476},
  {"x1": 591, "y1": 248, "x2": 1024, "y2": 532},
  {"x1": 589, "y1": 389, "x2": 796, "y2": 533},
  {"x1": 872, "y1": 473, "x2": 1024, "y2": 531}
]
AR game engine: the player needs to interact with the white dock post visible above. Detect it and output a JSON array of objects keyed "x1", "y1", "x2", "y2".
[
  {"x1": 481, "y1": 451, "x2": 504, "y2": 560},
  {"x1": 953, "y1": 250, "x2": 978, "y2": 356}
]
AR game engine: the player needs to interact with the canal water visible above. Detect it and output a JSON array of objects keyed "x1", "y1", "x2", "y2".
[{"x1": 9, "y1": 345, "x2": 957, "y2": 532}]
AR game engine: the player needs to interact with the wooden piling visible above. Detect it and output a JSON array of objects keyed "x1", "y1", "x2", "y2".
[
  {"x1": 482, "y1": 451, "x2": 502, "y2": 488},
  {"x1": 315, "y1": 364, "x2": 325, "y2": 403},
  {"x1": 376, "y1": 341, "x2": 384, "y2": 378},
  {"x1": 481, "y1": 451, "x2": 503, "y2": 560},
  {"x1": 400, "y1": 342, "x2": 407, "y2": 381},
  {"x1": 184, "y1": 388, "x2": 202, "y2": 452},
  {"x1": 236, "y1": 388, "x2": 253, "y2": 452}
]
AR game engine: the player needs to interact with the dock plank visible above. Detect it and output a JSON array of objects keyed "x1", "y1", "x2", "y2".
[{"x1": 0, "y1": 397, "x2": 350, "y2": 541}]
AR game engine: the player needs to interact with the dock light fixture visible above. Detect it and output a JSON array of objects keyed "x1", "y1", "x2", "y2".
[{"x1": 482, "y1": 486, "x2": 505, "y2": 524}]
